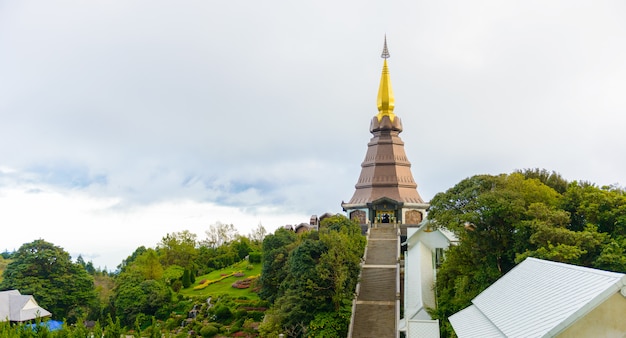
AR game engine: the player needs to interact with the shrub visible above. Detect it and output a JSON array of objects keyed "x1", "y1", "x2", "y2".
[
  {"x1": 213, "y1": 305, "x2": 232, "y2": 322},
  {"x1": 172, "y1": 280, "x2": 183, "y2": 292},
  {"x1": 199, "y1": 324, "x2": 219, "y2": 338},
  {"x1": 248, "y1": 311, "x2": 265, "y2": 321},
  {"x1": 248, "y1": 252, "x2": 262, "y2": 263},
  {"x1": 233, "y1": 309, "x2": 248, "y2": 319}
]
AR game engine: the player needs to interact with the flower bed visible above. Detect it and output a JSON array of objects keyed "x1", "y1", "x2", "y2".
[{"x1": 193, "y1": 272, "x2": 235, "y2": 290}]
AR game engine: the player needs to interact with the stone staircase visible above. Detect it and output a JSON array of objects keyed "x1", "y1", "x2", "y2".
[{"x1": 349, "y1": 226, "x2": 399, "y2": 337}]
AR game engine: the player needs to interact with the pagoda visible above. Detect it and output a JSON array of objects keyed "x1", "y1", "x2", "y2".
[{"x1": 342, "y1": 37, "x2": 429, "y2": 226}]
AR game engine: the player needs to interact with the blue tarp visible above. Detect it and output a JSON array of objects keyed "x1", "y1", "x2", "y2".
[{"x1": 28, "y1": 320, "x2": 64, "y2": 332}]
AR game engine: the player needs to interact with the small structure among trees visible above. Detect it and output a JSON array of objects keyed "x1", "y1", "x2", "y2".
[{"x1": 0, "y1": 290, "x2": 51, "y2": 322}]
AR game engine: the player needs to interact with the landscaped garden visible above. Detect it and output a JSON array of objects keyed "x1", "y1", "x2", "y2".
[{"x1": 180, "y1": 260, "x2": 262, "y2": 300}]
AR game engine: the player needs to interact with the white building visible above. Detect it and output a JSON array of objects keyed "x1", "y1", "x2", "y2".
[
  {"x1": 449, "y1": 257, "x2": 626, "y2": 337},
  {"x1": 398, "y1": 222, "x2": 456, "y2": 338},
  {"x1": 0, "y1": 290, "x2": 51, "y2": 322}
]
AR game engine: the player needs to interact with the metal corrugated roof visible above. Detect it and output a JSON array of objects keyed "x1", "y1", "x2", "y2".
[
  {"x1": 0, "y1": 290, "x2": 51, "y2": 322},
  {"x1": 450, "y1": 258, "x2": 626, "y2": 338},
  {"x1": 448, "y1": 305, "x2": 505, "y2": 338}
]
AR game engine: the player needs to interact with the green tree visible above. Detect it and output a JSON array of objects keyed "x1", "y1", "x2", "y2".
[
  {"x1": 113, "y1": 275, "x2": 171, "y2": 326},
  {"x1": 157, "y1": 230, "x2": 198, "y2": 269},
  {"x1": 181, "y1": 268, "x2": 191, "y2": 289},
  {"x1": 161, "y1": 264, "x2": 184, "y2": 286},
  {"x1": 0, "y1": 239, "x2": 98, "y2": 322},
  {"x1": 429, "y1": 171, "x2": 626, "y2": 337},
  {"x1": 428, "y1": 173, "x2": 563, "y2": 336},
  {"x1": 134, "y1": 249, "x2": 164, "y2": 280},
  {"x1": 117, "y1": 246, "x2": 148, "y2": 273},
  {"x1": 307, "y1": 302, "x2": 352, "y2": 338},
  {"x1": 561, "y1": 182, "x2": 626, "y2": 236},
  {"x1": 103, "y1": 315, "x2": 122, "y2": 338},
  {"x1": 231, "y1": 236, "x2": 252, "y2": 261},
  {"x1": 258, "y1": 228, "x2": 297, "y2": 302},
  {"x1": 517, "y1": 168, "x2": 569, "y2": 194},
  {"x1": 112, "y1": 249, "x2": 172, "y2": 326},
  {"x1": 258, "y1": 215, "x2": 365, "y2": 337}
]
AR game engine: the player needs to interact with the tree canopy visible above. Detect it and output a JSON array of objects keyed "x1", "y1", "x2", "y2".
[
  {"x1": 258, "y1": 215, "x2": 366, "y2": 337},
  {"x1": 0, "y1": 239, "x2": 98, "y2": 322},
  {"x1": 429, "y1": 171, "x2": 626, "y2": 337}
]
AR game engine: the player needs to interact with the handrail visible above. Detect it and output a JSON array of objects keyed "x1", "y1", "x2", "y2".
[{"x1": 396, "y1": 226, "x2": 401, "y2": 338}]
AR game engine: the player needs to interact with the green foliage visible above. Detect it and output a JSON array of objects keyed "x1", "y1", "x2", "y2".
[
  {"x1": 199, "y1": 324, "x2": 219, "y2": 338},
  {"x1": 182, "y1": 269, "x2": 191, "y2": 289},
  {"x1": 162, "y1": 264, "x2": 184, "y2": 285},
  {"x1": 517, "y1": 168, "x2": 568, "y2": 194},
  {"x1": 134, "y1": 249, "x2": 164, "y2": 280},
  {"x1": 103, "y1": 315, "x2": 121, "y2": 338},
  {"x1": 117, "y1": 246, "x2": 148, "y2": 273},
  {"x1": 248, "y1": 251, "x2": 262, "y2": 263},
  {"x1": 258, "y1": 228, "x2": 298, "y2": 302},
  {"x1": 594, "y1": 238, "x2": 626, "y2": 271},
  {"x1": 212, "y1": 305, "x2": 232, "y2": 322},
  {"x1": 430, "y1": 171, "x2": 626, "y2": 337},
  {"x1": 0, "y1": 239, "x2": 98, "y2": 323},
  {"x1": 307, "y1": 300, "x2": 352, "y2": 337},
  {"x1": 179, "y1": 260, "x2": 262, "y2": 300},
  {"x1": 113, "y1": 274, "x2": 172, "y2": 326},
  {"x1": 157, "y1": 230, "x2": 198, "y2": 270},
  {"x1": 258, "y1": 215, "x2": 365, "y2": 337}
]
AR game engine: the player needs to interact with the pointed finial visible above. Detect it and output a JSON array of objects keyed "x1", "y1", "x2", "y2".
[
  {"x1": 381, "y1": 35, "x2": 390, "y2": 59},
  {"x1": 376, "y1": 35, "x2": 395, "y2": 122}
]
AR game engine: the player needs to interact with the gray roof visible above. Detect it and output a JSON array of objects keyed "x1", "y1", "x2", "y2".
[
  {"x1": 449, "y1": 257, "x2": 626, "y2": 338},
  {"x1": 0, "y1": 290, "x2": 51, "y2": 322}
]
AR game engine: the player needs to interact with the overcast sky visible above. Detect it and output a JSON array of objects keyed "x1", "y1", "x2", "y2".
[{"x1": 1, "y1": 1, "x2": 625, "y2": 270}]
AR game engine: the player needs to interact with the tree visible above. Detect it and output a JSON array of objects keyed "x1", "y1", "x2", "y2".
[
  {"x1": 181, "y1": 268, "x2": 191, "y2": 288},
  {"x1": 117, "y1": 246, "x2": 148, "y2": 273},
  {"x1": 561, "y1": 182, "x2": 626, "y2": 236},
  {"x1": 231, "y1": 236, "x2": 252, "y2": 261},
  {"x1": 258, "y1": 228, "x2": 297, "y2": 302},
  {"x1": 248, "y1": 223, "x2": 267, "y2": 244},
  {"x1": 203, "y1": 222, "x2": 238, "y2": 248},
  {"x1": 258, "y1": 216, "x2": 365, "y2": 337},
  {"x1": 517, "y1": 168, "x2": 569, "y2": 194},
  {"x1": 157, "y1": 230, "x2": 198, "y2": 269},
  {"x1": 428, "y1": 171, "x2": 626, "y2": 337},
  {"x1": 316, "y1": 217, "x2": 365, "y2": 311},
  {"x1": 0, "y1": 239, "x2": 98, "y2": 323},
  {"x1": 428, "y1": 173, "x2": 563, "y2": 336},
  {"x1": 113, "y1": 273, "x2": 171, "y2": 326}
]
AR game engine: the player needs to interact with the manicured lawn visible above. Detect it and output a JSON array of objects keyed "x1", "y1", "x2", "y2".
[{"x1": 180, "y1": 260, "x2": 262, "y2": 300}]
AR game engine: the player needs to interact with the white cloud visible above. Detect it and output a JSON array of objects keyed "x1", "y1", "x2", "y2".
[
  {"x1": 0, "y1": 183, "x2": 308, "y2": 270},
  {"x1": 1, "y1": 0, "x2": 625, "y2": 268}
]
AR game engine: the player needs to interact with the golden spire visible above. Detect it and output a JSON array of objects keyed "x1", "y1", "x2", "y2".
[{"x1": 377, "y1": 35, "x2": 395, "y2": 122}]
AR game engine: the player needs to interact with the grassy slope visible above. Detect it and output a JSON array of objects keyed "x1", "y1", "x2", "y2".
[{"x1": 180, "y1": 260, "x2": 262, "y2": 300}]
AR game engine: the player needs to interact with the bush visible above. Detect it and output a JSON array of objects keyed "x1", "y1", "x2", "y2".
[
  {"x1": 248, "y1": 252, "x2": 262, "y2": 263},
  {"x1": 233, "y1": 309, "x2": 248, "y2": 319},
  {"x1": 213, "y1": 305, "x2": 232, "y2": 322},
  {"x1": 199, "y1": 324, "x2": 219, "y2": 338},
  {"x1": 172, "y1": 280, "x2": 183, "y2": 292},
  {"x1": 248, "y1": 311, "x2": 265, "y2": 321}
]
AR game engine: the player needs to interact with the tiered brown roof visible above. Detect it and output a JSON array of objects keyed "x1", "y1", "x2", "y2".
[{"x1": 345, "y1": 38, "x2": 423, "y2": 205}]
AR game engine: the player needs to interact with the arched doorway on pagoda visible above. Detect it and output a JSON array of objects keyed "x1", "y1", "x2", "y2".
[{"x1": 368, "y1": 197, "x2": 402, "y2": 224}]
